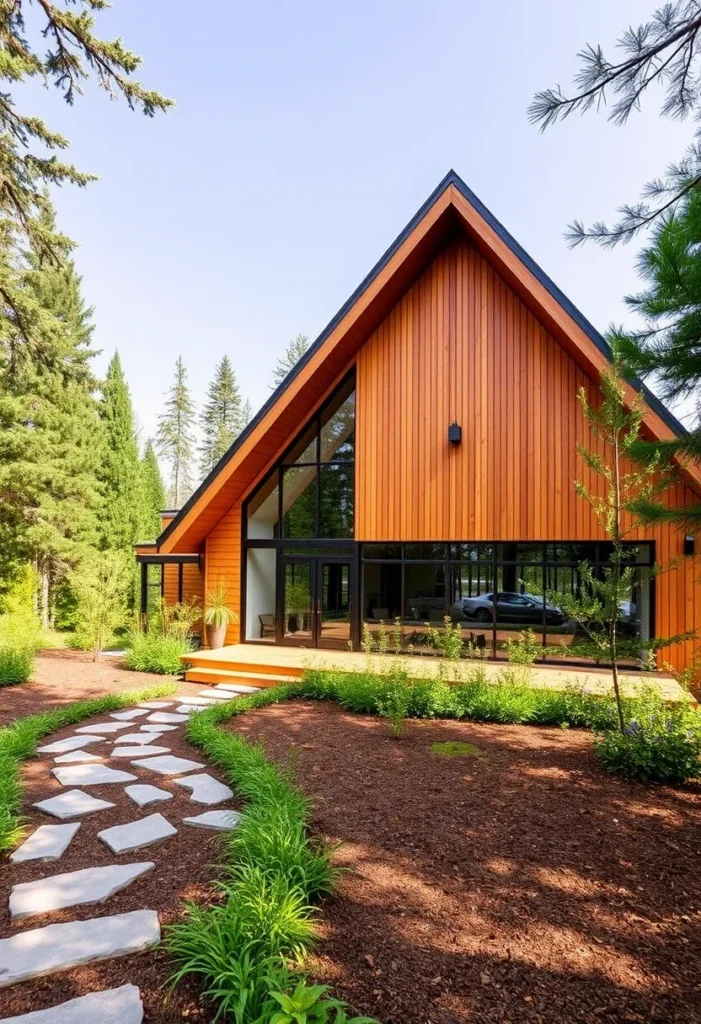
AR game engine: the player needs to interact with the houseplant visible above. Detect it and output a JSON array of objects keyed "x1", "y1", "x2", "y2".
[{"x1": 204, "y1": 584, "x2": 238, "y2": 649}]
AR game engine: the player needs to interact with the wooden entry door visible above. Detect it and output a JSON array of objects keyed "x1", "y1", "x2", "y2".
[{"x1": 280, "y1": 557, "x2": 353, "y2": 649}]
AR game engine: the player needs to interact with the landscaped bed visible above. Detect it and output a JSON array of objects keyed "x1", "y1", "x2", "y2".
[{"x1": 225, "y1": 699, "x2": 701, "y2": 1024}]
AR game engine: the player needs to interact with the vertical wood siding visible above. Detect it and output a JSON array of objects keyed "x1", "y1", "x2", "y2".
[
  {"x1": 356, "y1": 237, "x2": 701, "y2": 672},
  {"x1": 205, "y1": 503, "x2": 242, "y2": 645}
]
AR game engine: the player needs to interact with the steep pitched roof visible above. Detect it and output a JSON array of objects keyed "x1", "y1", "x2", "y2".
[{"x1": 159, "y1": 170, "x2": 693, "y2": 554}]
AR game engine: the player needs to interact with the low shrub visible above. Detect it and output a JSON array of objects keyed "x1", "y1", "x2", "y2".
[
  {"x1": 123, "y1": 626, "x2": 195, "y2": 675},
  {"x1": 166, "y1": 689, "x2": 373, "y2": 1024},
  {"x1": 594, "y1": 687, "x2": 701, "y2": 783},
  {"x1": 0, "y1": 614, "x2": 41, "y2": 686},
  {"x1": 0, "y1": 681, "x2": 176, "y2": 852}
]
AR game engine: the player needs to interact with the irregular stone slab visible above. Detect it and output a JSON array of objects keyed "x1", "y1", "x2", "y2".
[
  {"x1": 34, "y1": 790, "x2": 115, "y2": 820},
  {"x1": 146, "y1": 712, "x2": 189, "y2": 724},
  {"x1": 111, "y1": 731, "x2": 164, "y2": 745},
  {"x1": 98, "y1": 813, "x2": 177, "y2": 855},
  {"x1": 139, "y1": 724, "x2": 176, "y2": 733},
  {"x1": 178, "y1": 695, "x2": 217, "y2": 705},
  {"x1": 110, "y1": 709, "x2": 149, "y2": 721},
  {"x1": 54, "y1": 749, "x2": 104, "y2": 764},
  {"x1": 131, "y1": 754, "x2": 204, "y2": 775},
  {"x1": 0, "y1": 909, "x2": 160, "y2": 987},
  {"x1": 183, "y1": 809, "x2": 241, "y2": 831},
  {"x1": 10, "y1": 823, "x2": 80, "y2": 864},
  {"x1": 0, "y1": 984, "x2": 144, "y2": 1023},
  {"x1": 138, "y1": 701, "x2": 174, "y2": 709},
  {"x1": 174, "y1": 705, "x2": 202, "y2": 715},
  {"x1": 52, "y1": 764, "x2": 137, "y2": 787},
  {"x1": 112, "y1": 745, "x2": 170, "y2": 758},
  {"x1": 216, "y1": 683, "x2": 262, "y2": 693},
  {"x1": 198, "y1": 688, "x2": 238, "y2": 700},
  {"x1": 37, "y1": 735, "x2": 105, "y2": 754},
  {"x1": 173, "y1": 773, "x2": 234, "y2": 805},
  {"x1": 124, "y1": 784, "x2": 173, "y2": 808},
  {"x1": 76, "y1": 722, "x2": 133, "y2": 734},
  {"x1": 10, "y1": 862, "x2": 155, "y2": 920}
]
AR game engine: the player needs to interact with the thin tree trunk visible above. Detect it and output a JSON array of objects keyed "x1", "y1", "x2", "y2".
[{"x1": 611, "y1": 430, "x2": 625, "y2": 733}]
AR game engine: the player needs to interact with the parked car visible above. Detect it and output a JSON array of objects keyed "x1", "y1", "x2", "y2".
[{"x1": 456, "y1": 591, "x2": 565, "y2": 625}]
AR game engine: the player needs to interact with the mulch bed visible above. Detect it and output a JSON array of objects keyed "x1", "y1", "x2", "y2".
[
  {"x1": 228, "y1": 701, "x2": 701, "y2": 1024},
  {"x1": 1, "y1": 654, "x2": 228, "y2": 1022}
]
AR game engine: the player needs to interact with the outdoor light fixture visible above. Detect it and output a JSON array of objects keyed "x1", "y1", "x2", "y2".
[
  {"x1": 448, "y1": 422, "x2": 462, "y2": 445},
  {"x1": 684, "y1": 534, "x2": 695, "y2": 556}
]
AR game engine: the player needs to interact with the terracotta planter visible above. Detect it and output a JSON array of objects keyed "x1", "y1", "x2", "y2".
[{"x1": 205, "y1": 622, "x2": 227, "y2": 650}]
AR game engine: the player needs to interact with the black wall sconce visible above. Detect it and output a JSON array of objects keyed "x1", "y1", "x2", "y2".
[
  {"x1": 448, "y1": 422, "x2": 462, "y2": 445},
  {"x1": 684, "y1": 534, "x2": 695, "y2": 556}
]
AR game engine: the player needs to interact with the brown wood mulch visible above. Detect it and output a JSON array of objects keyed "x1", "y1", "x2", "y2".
[{"x1": 3, "y1": 655, "x2": 701, "y2": 1023}]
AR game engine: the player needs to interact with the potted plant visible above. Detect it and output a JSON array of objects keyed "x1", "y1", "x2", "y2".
[
  {"x1": 203, "y1": 583, "x2": 237, "y2": 649},
  {"x1": 286, "y1": 580, "x2": 311, "y2": 633}
]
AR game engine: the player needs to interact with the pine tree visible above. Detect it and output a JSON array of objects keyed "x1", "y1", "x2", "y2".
[
  {"x1": 97, "y1": 352, "x2": 143, "y2": 552},
  {"x1": 242, "y1": 398, "x2": 253, "y2": 426},
  {"x1": 199, "y1": 356, "x2": 245, "y2": 477},
  {"x1": 271, "y1": 334, "x2": 309, "y2": 388},
  {"x1": 157, "y1": 356, "x2": 196, "y2": 508},
  {"x1": 140, "y1": 439, "x2": 166, "y2": 541}
]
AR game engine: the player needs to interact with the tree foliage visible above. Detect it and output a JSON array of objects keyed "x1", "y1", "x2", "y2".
[
  {"x1": 70, "y1": 548, "x2": 131, "y2": 660},
  {"x1": 139, "y1": 438, "x2": 166, "y2": 541},
  {"x1": 97, "y1": 351, "x2": 142, "y2": 551},
  {"x1": 530, "y1": 2, "x2": 701, "y2": 246},
  {"x1": 199, "y1": 355, "x2": 246, "y2": 477},
  {"x1": 271, "y1": 334, "x2": 309, "y2": 389},
  {"x1": 157, "y1": 355, "x2": 196, "y2": 508}
]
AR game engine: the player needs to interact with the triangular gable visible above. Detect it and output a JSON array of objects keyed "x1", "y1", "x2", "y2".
[{"x1": 159, "y1": 170, "x2": 694, "y2": 554}]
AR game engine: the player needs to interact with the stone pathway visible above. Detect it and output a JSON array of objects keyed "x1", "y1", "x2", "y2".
[{"x1": 2, "y1": 685, "x2": 257, "y2": 1020}]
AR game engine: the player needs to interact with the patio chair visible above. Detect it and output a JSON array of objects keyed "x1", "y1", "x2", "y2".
[{"x1": 259, "y1": 613, "x2": 275, "y2": 639}]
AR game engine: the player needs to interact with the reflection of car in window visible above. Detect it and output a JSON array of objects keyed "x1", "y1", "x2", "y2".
[{"x1": 455, "y1": 592, "x2": 565, "y2": 625}]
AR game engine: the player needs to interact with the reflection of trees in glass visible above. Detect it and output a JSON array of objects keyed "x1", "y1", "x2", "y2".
[
  {"x1": 319, "y1": 464, "x2": 353, "y2": 538},
  {"x1": 282, "y1": 468, "x2": 316, "y2": 538}
]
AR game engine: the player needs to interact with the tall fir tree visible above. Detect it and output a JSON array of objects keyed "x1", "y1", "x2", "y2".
[
  {"x1": 140, "y1": 438, "x2": 167, "y2": 541},
  {"x1": 157, "y1": 356, "x2": 196, "y2": 508},
  {"x1": 199, "y1": 355, "x2": 245, "y2": 477},
  {"x1": 96, "y1": 352, "x2": 143, "y2": 552},
  {"x1": 270, "y1": 333, "x2": 309, "y2": 389}
]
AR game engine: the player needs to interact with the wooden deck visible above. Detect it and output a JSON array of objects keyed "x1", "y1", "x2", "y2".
[{"x1": 183, "y1": 643, "x2": 691, "y2": 701}]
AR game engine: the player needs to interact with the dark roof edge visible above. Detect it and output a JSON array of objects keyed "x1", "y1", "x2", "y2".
[{"x1": 159, "y1": 169, "x2": 686, "y2": 549}]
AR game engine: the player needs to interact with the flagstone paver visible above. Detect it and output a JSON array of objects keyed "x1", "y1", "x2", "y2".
[
  {"x1": 215, "y1": 683, "x2": 262, "y2": 693},
  {"x1": 130, "y1": 754, "x2": 204, "y2": 775},
  {"x1": 124, "y1": 784, "x2": 173, "y2": 808},
  {"x1": 52, "y1": 764, "x2": 137, "y2": 787},
  {"x1": 53, "y1": 749, "x2": 104, "y2": 764},
  {"x1": 178, "y1": 695, "x2": 217, "y2": 705},
  {"x1": 34, "y1": 790, "x2": 115, "y2": 820},
  {"x1": 97, "y1": 814, "x2": 177, "y2": 855},
  {"x1": 9, "y1": 862, "x2": 155, "y2": 920},
  {"x1": 0, "y1": 909, "x2": 160, "y2": 987},
  {"x1": 37, "y1": 735, "x2": 105, "y2": 754},
  {"x1": 137, "y1": 701, "x2": 174, "y2": 709},
  {"x1": 116, "y1": 731, "x2": 165, "y2": 744},
  {"x1": 146, "y1": 712, "x2": 189, "y2": 724},
  {"x1": 111, "y1": 745, "x2": 170, "y2": 758},
  {"x1": 1, "y1": 984, "x2": 144, "y2": 1023},
  {"x1": 139, "y1": 724, "x2": 177, "y2": 733},
  {"x1": 183, "y1": 809, "x2": 242, "y2": 831},
  {"x1": 173, "y1": 773, "x2": 234, "y2": 805},
  {"x1": 174, "y1": 705, "x2": 202, "y2": 714},
  {"x1": 75, "y1": 722, "x2": 133, "y2": 735},
  {"x1": 198, "y1": 688, "x2": 238, "y2": 700},
  {"x1": 110, "y1": 709, "x2": 149, "y2": 721},
  {"x1": 10, "y1": 824, "x2": 81, "y2": 864}
]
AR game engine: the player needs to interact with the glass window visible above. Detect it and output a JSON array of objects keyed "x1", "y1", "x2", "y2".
[
  {"x1": 246, "y1": 474, "x2": 279, "y2": 540},
  {"x1": 319, "y1": 463, "x2": 354, "y2": 538},
  {"x1": 495, "y1": 543, "x2": 542, "y2": 564},
  {"x1": 545, "y1": 543, "x2": 592, "y2": 565},
  {"x1": 286, "y1": 424, "x2": 317, "y2": 465},
  {"x1": 362, "y1": 561, "x2": 402, "y2": 645},
  {"x1": 363, "y1": 543, "x2": 401, "y2": 559},
  {"x1": 320, "y1": 382, "x2": 355, "y2": 461},
  {"x1": 404, "y1": 543, "x2": 447, "y2": 560},
  {"x1": 282, "y1": 561, "x2": 314, "y2": 642},
  {"x1": 404, "y1": 563, "x2": 447, "y2": 651},
  {"x1": 282, "y1": 466, "x2": 317, "y2": 538},
  {"x1": 450, "y1": 543, "x2": 494, "y2": 562}
]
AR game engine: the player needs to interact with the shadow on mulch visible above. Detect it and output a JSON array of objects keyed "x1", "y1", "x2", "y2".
[{"x1": 228, "y1": 700, "x2": 701, "y2": 1024}]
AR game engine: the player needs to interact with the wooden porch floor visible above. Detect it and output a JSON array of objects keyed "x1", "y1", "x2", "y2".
[{"x1": 184, "y1": 643, "x2": 691, "y2": 701}]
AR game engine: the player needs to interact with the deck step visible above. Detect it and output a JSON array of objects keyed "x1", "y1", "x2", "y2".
[
  {"x1": 182, "y1": 656, "x2": 302, "y2": 678},
  {"x1": 184, "y1": 666, "x2": 297, "y2": 689}
]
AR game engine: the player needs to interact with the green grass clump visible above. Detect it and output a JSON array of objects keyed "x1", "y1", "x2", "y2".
[
  {"x1": 166, "y1": 689, "x2": 372, "y2": 1023},
  {"x1": 430, "y1": 741, "x2": 482, "y2": 757},
  {"x1": 0, "y1": 614, "x2": 41, "y2": 686},
  {"x1": 123, "y1": 628, "x2": 194, "y2": 675},
  {"x1": 0, "y1": 681, "x2": 176, "y2": 852}
]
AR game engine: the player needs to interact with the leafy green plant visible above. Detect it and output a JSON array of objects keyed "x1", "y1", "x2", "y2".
[
  {"x1": 427, "y1": 617, "x2": 464, "y2": 659},
  {"x1": 204, "y1": 584, "x2": 237, "y2": 630},
  {"x1": 374, "y1": 663, "x2": 411, "y2": 738},
  {"x1": 430, "y1": 741, "x2": 481, "y2": 758},
  {"x1": 70, "y1": 550, "x2": 131, "y2": 661},
  {"x1": 0, "y1": 613, "x2": 41, "y2": 686},
  {"x1": 0, "y1": 681, "x2": 175, "y2": 851},
  {"x1": 503, "y1": 628, "x2": 542, "y2": 665},
  {"x1": 266, "y1": 977, "x2": 378, "y2": 1024},
  {"x1": 594, "y1": 686, "x2": 701, "y2": 783},
  {"x1": 123, "y1": 625, "x2": 194, "y2": 675}
]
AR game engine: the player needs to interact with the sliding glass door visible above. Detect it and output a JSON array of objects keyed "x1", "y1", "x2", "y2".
[{"x1": 280, "y1": 557, "x2": 353, "y2": 649}]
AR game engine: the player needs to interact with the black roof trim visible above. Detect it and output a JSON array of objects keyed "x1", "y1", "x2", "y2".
[{"x1": 159, "y1": 170, "x2": 686, "y2": 549}]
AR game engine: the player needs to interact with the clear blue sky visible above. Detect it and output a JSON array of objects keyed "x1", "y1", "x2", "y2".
[{"x1": 29, "y1": 0, "x2": 694, "y2": 465}]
